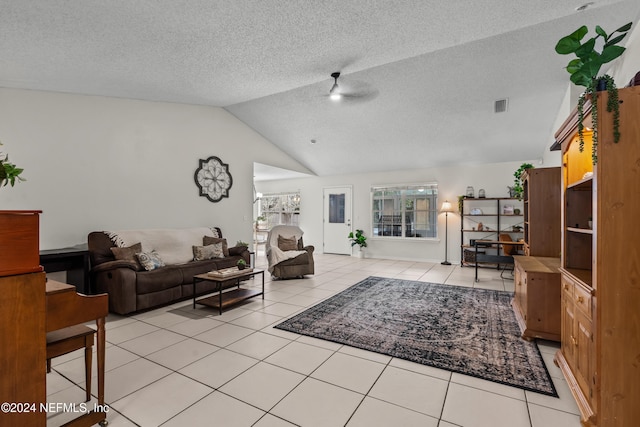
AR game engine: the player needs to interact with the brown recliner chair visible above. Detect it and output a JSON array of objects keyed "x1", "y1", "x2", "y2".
[{"x1": 266, "y1": 225, "x2": 314, "y2": 279}]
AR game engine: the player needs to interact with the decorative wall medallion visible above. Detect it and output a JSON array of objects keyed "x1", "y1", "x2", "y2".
[{"x1": 194, "y1": 156, "x2": 233, "y2": 202}]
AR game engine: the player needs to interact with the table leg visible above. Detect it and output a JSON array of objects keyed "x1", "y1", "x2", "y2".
[
  {"x1": 261, "y1": 271, "x2": 264, "y2": 299},
  {"x1": 475, "y1": 242, "x2": 479, "y2": 282},
  {"x1": 193, "y1": 278, "x2": 197, "y2": 309},
  {"x1": 96, "y1": 316, "x2": 106, "y2": 405}
]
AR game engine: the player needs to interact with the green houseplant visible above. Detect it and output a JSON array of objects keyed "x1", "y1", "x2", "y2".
[
  {"x1": 348, "y1": 229, "x2": 367, "y2": 248},
  {"x1": 0, "y1": 142, "x2": 26, "y2": 187},
  {"x1": 555, "y1": 22, "x2": 632, "y2": 164},
  {"x1": 511, "y1": 163, "x2": 534, "y2": 200},
  {"x1": 237, "y1": 259, "x2": 247, "y2": 270}
]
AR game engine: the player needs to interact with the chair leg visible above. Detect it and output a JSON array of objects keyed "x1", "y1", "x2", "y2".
[
  {"x1": 85, "y1": 345, "x2": 92, "y2": 402},
  {"x1": 500, "y1": 263, "x2": 514, "y2": 279},
  {"x1": 46, "y1": 358, "x2": 51, "y2": 373}
]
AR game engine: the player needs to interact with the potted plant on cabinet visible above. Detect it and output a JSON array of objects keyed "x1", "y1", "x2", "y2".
[
  {"x1": 348, "y1": 229, "x2": 367, "y2": 258},
  {"x1": 555, "y1": 22, "x2": 632, "y2": 164},
  {"x1": 0, "y1": 142, "x2": 26, "y2": 187},
  {"x1": 511, "y1": 163, "x2": 534, "y2": 200}
]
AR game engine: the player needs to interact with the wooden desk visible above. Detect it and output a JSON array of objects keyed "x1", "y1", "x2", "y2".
[
  {"x1": 40, "y1": 245, "x2": 90, "y2": 294},
  {"x1": 46, "y1": 280, "x2": 108, "y2": 427},
  {"x1": 474, "y1": 240, "x2": 524, "y2": 282}
]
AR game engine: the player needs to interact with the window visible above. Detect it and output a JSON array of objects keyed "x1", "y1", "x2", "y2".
[
  {"x1": 258, "y1": 192, "x2": 301, "y2": 229},
  {"x1": 372, "y1": 184, "x2": 438, "y2": 238}
]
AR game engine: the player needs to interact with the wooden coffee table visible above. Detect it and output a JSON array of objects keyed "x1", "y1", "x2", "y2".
[{"x1": 192, "y1": 268, "x2": 264, "y2": 314}]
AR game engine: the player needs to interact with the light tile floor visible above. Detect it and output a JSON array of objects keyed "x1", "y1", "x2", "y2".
[{"x1": 46, "y1": 253, "x2": 581, "y2": 427}]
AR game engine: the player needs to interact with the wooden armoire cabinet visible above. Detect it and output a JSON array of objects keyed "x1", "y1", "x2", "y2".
[
  {"x1": 554, "y1": 85, "x2": 640, "y2": 426},
  {"x1": 511, "y1": 167, "x2": 562, "y2": 341}
]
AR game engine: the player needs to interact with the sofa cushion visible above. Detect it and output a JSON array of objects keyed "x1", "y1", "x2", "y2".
[
  {"x1": 192, "y1": 243, "x2": 225, "y2": 261},
  {"x1": 137, "y1": 250, "x2": 165, "y2": 271},
  {"x1": 110, "y1": 242, "x2": 143, "y2": 271},
  {"x1": 278, "y1": 235, "x2": 299, "y2": 251},
  {"x1": 178, "y1": 259, "x2": 220, "y2": 284},
  {"x1": 136, "y1": 265, "x2": 184, "y2": 294},
  {"x1": 202, "y1": 236, "x2": 230, "y2": 257}
]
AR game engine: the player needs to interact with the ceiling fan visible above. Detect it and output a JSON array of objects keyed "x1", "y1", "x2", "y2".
[{"x1": 326, "y1": 71, "x2": 379, "y2": 102}]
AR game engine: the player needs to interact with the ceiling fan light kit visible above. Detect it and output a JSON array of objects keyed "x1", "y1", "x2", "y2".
[{"x1": 329, "y1": 72, "x2": 342, "y2": 100}]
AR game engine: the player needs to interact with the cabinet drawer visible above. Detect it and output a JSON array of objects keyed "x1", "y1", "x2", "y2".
[
  {"x1": 561, "y1": 275, "x2": 574, "y2": 299},
  {"x1": 573, "y1": 283, "x2": 592, "y2": 320}
]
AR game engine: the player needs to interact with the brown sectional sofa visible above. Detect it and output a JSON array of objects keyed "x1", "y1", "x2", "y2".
[{"x1": 88, "y1": 227, "x2": 250, "y2": 314}]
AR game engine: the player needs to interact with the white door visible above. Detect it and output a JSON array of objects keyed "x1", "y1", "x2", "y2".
[{"x1": 323, "y1": 186, "x2": 352, "y2": 255}]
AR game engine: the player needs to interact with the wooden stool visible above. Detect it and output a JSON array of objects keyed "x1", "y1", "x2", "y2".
[{"x1": 46, "y1": 324, "x2": 95, "y2": 402}]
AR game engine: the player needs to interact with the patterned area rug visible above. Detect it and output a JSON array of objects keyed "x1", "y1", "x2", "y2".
[{"x1": 274, "y1": 276, "x2": 557, "y2": 396}]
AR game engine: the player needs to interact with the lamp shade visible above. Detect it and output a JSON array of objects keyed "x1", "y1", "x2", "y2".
[{"x1": 440, "y1": 201, "x2": 454, "y2": 213}]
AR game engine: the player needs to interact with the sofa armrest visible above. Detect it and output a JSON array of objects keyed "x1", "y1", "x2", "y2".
[
  {"x1": 91, "y1": 260, "x2": 139, "y2": 274},
  {"x1": 228, "y1": 246, "x2": 251, "y2": 264},
  {"x1": 91, "y1": 265, "x2": 138, "y2": 314},
  {"x1": 303, "y1": 245, "x2": 315, "y2": 254},
  {"x1": 228, "y1": 245, "x2": 249, "y2": 256}
]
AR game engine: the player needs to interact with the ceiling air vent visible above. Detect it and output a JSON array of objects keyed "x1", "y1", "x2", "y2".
[{"x1": 494, "y1": 98, "x2": 508, "y2": 113}]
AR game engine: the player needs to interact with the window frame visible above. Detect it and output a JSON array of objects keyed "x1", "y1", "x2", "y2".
[
  {"x1": 258, "y1": 191, "x2": 301, "y2": 229},
  {"x1": 370, "y1": 183, "x2": 439, "y2": 240}
]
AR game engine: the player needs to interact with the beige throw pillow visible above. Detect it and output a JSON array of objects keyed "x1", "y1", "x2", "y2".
[
  {"x1": 110, "y1": 242, "x2": 143, "y2": 271},
  {"x1": 202, "y1": 236, "x2": 229, "y2": 257},
  {"x1": 193, "y1": 243, "x2": 225, "y2": 261}
]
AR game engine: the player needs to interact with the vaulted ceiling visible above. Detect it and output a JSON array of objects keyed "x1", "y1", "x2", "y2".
[{"x1": 2, "y1": 1, "x2": 639, "y2": 179}]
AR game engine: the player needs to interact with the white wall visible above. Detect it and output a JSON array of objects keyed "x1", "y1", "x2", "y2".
[
  {"x1": 0, "y1": 88, "x2": 311, "y2": 249},
  {"x1": 609, "y1": 19, "x2": 640, "y2": 86},
  {"x1": 256, "y1": 160, "x2": 545, "y2": 263}
]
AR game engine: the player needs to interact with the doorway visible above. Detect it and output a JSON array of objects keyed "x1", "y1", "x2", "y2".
[{"x1": 323, "y1": 186, "x2": 352, "y2": 255}]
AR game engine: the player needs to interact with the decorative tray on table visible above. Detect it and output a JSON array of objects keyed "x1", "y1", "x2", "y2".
[{"x1": 207, "y1": 267, "x2": 253, "y2": 278}]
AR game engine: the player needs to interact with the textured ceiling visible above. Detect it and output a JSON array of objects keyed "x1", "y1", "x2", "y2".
[{"x1": 2, "y1": 0, "x2": 639, "y2": 178}]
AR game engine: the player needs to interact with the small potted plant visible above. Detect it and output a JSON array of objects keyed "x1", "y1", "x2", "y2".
[
  {"x1": 237, "y1": 259, "x2": 247, "y2": 270},
  {"x1": 348, "y1": 229, "x2": 367, "y2": 258},
  {"x1": 511, "y1": 163, "x2": 534, "y2": 200},
  {"x1": 255, "y1": 215, "x2": 267, "y2": 229},
  {"x1": 555, "y1": 22, "x2": 632, "y2": 164},
  {"x1": 235, "y1": 240, "x2": 249, "y2": 248},
  {"x1": 0, "y1": 142, "x2": 26, "y2": 187},
  {"x1": 457, "y1": 195, "x2": 465, "y2": 213}
]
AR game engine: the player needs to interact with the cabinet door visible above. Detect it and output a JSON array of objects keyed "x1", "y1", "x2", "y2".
[
  {"x1": 561, "y1": 289, "x2": 575, "y2": 367},
  {"x1": 574, "y1": 310, "x2": 593, "y2": 401},
  {"x1": 514, "y1": 264, "x2": 527, "y2": 319}
]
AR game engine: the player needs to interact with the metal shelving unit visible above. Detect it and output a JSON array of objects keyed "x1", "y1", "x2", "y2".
[{"x1": 459, "y1": 197, "x2": 523, "y2": 266}]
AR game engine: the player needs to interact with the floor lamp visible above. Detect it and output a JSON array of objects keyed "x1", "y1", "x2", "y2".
[{"x1": 441, "y1": 201, "x2": 454, "y2": 265}]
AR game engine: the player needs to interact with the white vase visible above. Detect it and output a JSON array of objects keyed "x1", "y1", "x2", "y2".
[{"x1": 356, "y1": 248, "x2": 365, "y2": 258}]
